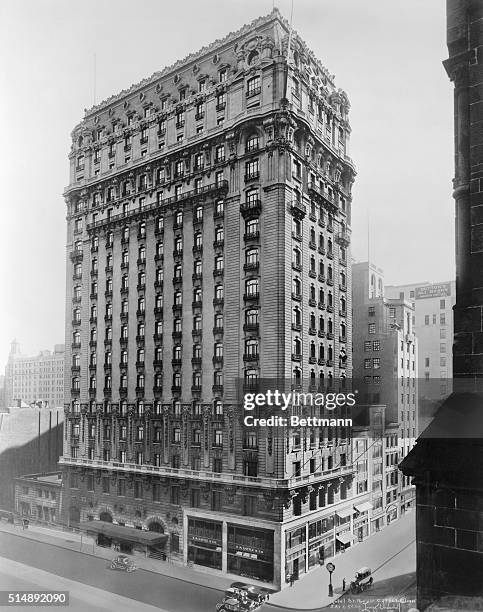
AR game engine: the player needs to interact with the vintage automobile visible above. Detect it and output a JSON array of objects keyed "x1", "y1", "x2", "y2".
[
  {"x1": 110, "y1": 554, "x2": 137, "y2": 572},
  {"x1": 216, "y1": 582, "x2": 270, "y2": 611},
  {"x1": 350, "y1": 567, "x2": 373, "y2": 593}
]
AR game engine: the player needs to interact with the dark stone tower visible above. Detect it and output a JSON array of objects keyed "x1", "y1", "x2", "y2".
[{"x1": 400, "y1": 1, "x2": 483, "y2": 610}]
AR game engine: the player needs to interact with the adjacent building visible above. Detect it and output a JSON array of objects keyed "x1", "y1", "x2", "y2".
[
  {"x1": 400, "y1": 1, "x2": 483, "y2": 609},
  {"x1": 60, "y1": 9, "x2": 358, "y2": 588},
  {"x1": 385, "y1": 281, "x2": 455, "y2": 395},
  {"x1": 352, "y1": 261, "x2": 417, "y2": 516},
  {"x1": 4, "y1": 340, "x2": 65, "y2": 409},
  {"x1": 15, "y1": 472, "x2": 62, "y2": 524}
]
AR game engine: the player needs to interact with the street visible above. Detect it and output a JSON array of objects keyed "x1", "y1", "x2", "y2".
[
  {"x1": 0, "y1": 513, "x2": 416, "y2": 612},
  {"x1": 0, "y1": 531, "x2": 221, "y2": 612}
]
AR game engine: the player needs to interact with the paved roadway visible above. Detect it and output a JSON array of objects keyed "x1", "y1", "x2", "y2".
[{"x1": 0, "y1": 531, "x2": 221, "y2": 612}]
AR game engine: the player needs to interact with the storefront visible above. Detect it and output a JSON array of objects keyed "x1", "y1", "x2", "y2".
[
  {"x1": 308, "y1": 516, "x2": 335, "y2": 568},
  {"x1": 227, "y1": 525, "x2": 274, "y2": 583},
  {"x1": 285, "y1": 526, "x2": 306, "y2": 581},
  {"x1": 187, "y1": 517, "x2": 222, "y2": 570},
  {"x1": 353, "y1": 502, "x2": 372, "y2": 542}
]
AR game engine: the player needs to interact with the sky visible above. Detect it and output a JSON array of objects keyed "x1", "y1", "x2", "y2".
[{"x1": 0, "y1": 0, "x2": 454, "y2": 371}]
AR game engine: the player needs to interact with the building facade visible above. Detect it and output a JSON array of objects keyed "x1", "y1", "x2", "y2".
[
  {"x1": 400, "y1": 0, "x2": 483, "y2": 609},
  {"x1": 60, "y1": 9, "x2": 357, "y2": 588},
  {"x1": 385, "y1": 281, "x2": 455, "y2": 394},
  {"x1": 352, "y1": 262, "x2": 418, "y2": 516},
  {"x1": 15, "y1": 472, "x2": 62, "y2": 525},
  {"x1": 4, "y1": 340, "x2": 65, "y2": 409}
]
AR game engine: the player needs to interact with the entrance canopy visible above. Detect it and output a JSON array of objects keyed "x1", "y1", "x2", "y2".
[
  {"x1": 80, "y1": 520, "x2": 168, "y2": 546},
  {"x1": 336, "y1": 532, "x2": 353, "y2": 545},
  {"x1": 336, "y1": 507, "x2": 353, "y2": 519},
  {"x1": 354, "y1": 502, "x2": 373, "y2": 513}
]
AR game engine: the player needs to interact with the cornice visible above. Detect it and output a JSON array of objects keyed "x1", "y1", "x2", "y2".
[{"x1": 83, "y1": 9, "x2": 285, "y2": 119}]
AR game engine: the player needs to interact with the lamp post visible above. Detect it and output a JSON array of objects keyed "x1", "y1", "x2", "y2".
[{"x1": 326, "y1": 562, "x2": 335, "y2": 597}]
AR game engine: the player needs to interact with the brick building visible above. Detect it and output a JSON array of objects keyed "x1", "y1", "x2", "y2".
[
  {"x1": 352, "y1": 262, "x2": 418, "y2": 517},
  {"x1": 15, "y1": 472, "x2": 62, "y2": 525},
  {"x1": 60, "y1": 9, "x2": 357, "y2": 588},
  {"x1": 4, "y1": 340, "x2": 65, "y2": 409}
]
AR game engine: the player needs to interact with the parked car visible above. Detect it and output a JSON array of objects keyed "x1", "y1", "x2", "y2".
[
  {"x1": 350, "y1": 567, "x2": 373, "y2": 593},
  {"x1": 110, "y1": 554, "x2": 137, "y2": 572},
  {"x1": 216, "y1": 582, "x2": 270, "y2": 612}
]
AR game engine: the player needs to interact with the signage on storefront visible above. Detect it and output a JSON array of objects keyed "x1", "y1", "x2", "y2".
[
  {"x1": 415, "y1": 283, "x2": 451, "y2": 299},
  {"x1": 190, "y1": 535, "x2": 220, "y2": 546}
]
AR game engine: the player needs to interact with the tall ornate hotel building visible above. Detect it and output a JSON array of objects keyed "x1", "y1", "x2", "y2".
[{"x1": 60, "y1": 10, "x2": 357, "y2": 588}]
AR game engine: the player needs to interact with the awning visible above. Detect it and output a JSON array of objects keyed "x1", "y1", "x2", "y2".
[
  {"x1": 354, "y1": 502, "x2": 373, "y2": 513},
  {"x1": 336, "y1": 532, "x2": 353, "y2": 545},
  {"x1": 336, "y1": 507, "x2": 353, "y2": 519},
  {"x1": 80, "y1": 520, "x2": 168, "y2": 546}
]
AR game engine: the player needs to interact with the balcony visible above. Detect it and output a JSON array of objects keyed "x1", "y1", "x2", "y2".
[
  {"x1": 318, "y1": 302, "x2": 325, "y2": 310},
  {"x1": 195, "y1": 111, "x2": 205, "y2": 121},
  {"x1": 192, "y1": 245, "x2": 203, "y2": 255},
  {"x1": 308, "y1": 327, "x2": 317, "y2": 336},
  {"x1": 292, "y1": 262, "x2": 302, "y2": 272},
  {"x1": 72, "y1": 318, "x2": 81, "y2": 327},
  {"x1": 171, "y1": 385, "x2": 182, "y2": 394},
  {"x1": 192, "y1": 329, "x2": 202, "y2": 339},
  {"x1": 153, "y1": 359, "x2": 163, "y2": 368},
  {"x1": 119, "y1": 336, "x2": 128, "y2": 346},
  {"x1": 73, "y1": 272, "x2": 82, "y2": 281},
  {"x1": 176, "y1": 120, "x2": 185, "y2": 129},
  {"x1": 104, "y1": 363, "x2": 112, "y2": 371},
  {"x1": 318, "y1": 330, "x2": 326, "y2": 338},
  {"x1": 172, "y1": 359, "x2": 182, "y2": 367},
  {"x1": 340, "y1": 309, "x2": 347, "y2": 318},
  {"x1": 292, "y1": 231, "x2": 302, "y2": 242},
  {"x1": 172, "y1": 303, "x2": 182, "y2": 313},
  {"x1": 243, "y1": 353, "x2": 259, "y2": 362},
  {"x1": 244, "y1": 231, "x2": 259, "y2": 242},
  {"x1": 192, "y1": 300, "x2": 203, "y2": 310},
  {"x1": 340, "y1": 335, "x2": 347, "y2": 343},
  {"x1": 318, "y1": 246, "x2": 326, "y2": 256},
  {"x1": 104, "y1": 314, "x2": 112, "y2": 323},
  {"x1": 339, "y1": 284, "x2": 347, "y2": 293},
  {"x1": 71, "y1": 365, "x2": 80, "y2": 373},
  {"x1": 191, "y1": 385, "x2": 202, "y2": 393},
  {"x1": 213, "y1": 239, "x2": 224, "y2": 249},
  {"x1": 307, "y1": 182, "x2": 339, "y2": 213},
  {"x1": 213, "y1": 268, "x2": 224, "y2": 278},
  {"x1": 216, "y1": 102, "x2": 226, "y2": 112},
  {"x1": 119, "y1": 386, "x2": 128, "y2": 396},
  {"x1": 291, "y1": 292, "x2": 302, "y2": 302},
  {"x1": 89, "y1": 340, "x2": 97, "y2": 348},
  {"x1": 336, "y1": 231, "x2": 351, "y2": 247},
  {"x1": 213, "y1": 356, "x2": 224, "y2": 365},
  {"x1": 291, "y1": 323, "x2": 301, "y2": 332},
  {"x1": 153, "y1": 333, "x2": 163, "y2": 343},
  {"x1": 327, "y1": 278, "x2": 334, "y2": 286},
  {"x1": 292, "y1": 353, "x2": 302, "y2": 362},
  {"x1": 70, "y1": 251, "x2": 83, "y2": 262},
  {"x1": 240, "y1": 199, "x2": 261, "y2": 218},
  {"x1": 70, "y1": 387, "x2": 80, "y2": 396},
  {"x1": 213, "y1": 298, "x2": 224, "y2": 307},
  {"x1": 309, "y1": 270, "x2": 316, "y2": 279},
  {"x1": 191, "y1": 357, "x2": 202, "y2": 366},
  {"x1": 135, "y1": 361, "x2": 145, "y2": 369},
  {"x1": 309, "y1": 241, "x2": 316, "y2": 251},
  {"x1": 326, "y1": 359, "x2": 334, "y2": 367},
  {"x1": 213, "y1": 326, "x2": 224, "y2": 335},
  {"x1": 326, "y1": 332, "x2": 334, "y2": 340},
  {"x1": 289, "y1": 200, "x2": 306, "y2": 219},
  {"x1": 243, "y1": 292, "x2": 259, "y2": 302},
  {"x1": 172, "y1": 276, "x2": 183, "y2": 287},
  {"x1": 135, "y1": 386, "x2": 145, "y2": 395},
  {"x1": 244, "y1": 323, "x2": 259, "y2": 333},
  {"x1": 192, "y1": 273, "x2": 202, "y2": 282},
  {"x1": 104, "y1": 387, "x2": 112, "y2": 396},
  {"x1": 121, "y1": 285, "x2": 129, "y2": 295},
  {"x1": 326, "y1": 305, "x2": 334, "y2": 313},
  {"x1": 104, "y1": 289, "x2": 113, "y2": 299},
  {"x1": 212, "y1": 385, "x2": 224, "y2": 395},
  {"x1": 340, "y1": 258, "x2": 347, "y2": 267},
  {"x1": 103, "y1": 339, "x2": 111, "y2": 347},
  {"x1": 309, "y1": 356, "x2": 317, "y2": 364},
  {"x1": 154, "y1": 306, "x2": 163, "y2": 316}
]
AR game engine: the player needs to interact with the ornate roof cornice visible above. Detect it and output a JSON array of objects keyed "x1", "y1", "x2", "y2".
[{"x1": 83, "y1": 8, "x2": 285, "y2": 119}]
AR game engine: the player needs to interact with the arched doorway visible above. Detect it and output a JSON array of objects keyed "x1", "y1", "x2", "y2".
[
  {"x1": 148, "y1": 520, "x2": 166, "y2": 560},
  {"x1": 97, "y1": 511, "x2": 113, "y2": 548}
]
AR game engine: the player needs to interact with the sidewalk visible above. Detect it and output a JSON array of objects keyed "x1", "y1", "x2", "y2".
[
  {"x1": 0, "y1": 519, "x2": 233, "y2": 593},
  {"x1": 0, "y1": 512, "x2": 415, "y2": 611},
  {"x1": 268, "y1": 511, "x2": 415, "y2": 610}
]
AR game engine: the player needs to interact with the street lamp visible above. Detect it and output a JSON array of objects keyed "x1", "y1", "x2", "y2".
[{"x1": 326, "y1": 562, "x2": 335, "y2": 597}]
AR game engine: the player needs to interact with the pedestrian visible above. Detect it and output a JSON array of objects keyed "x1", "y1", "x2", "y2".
[
  {"x1": 342, "y1": 578, "x2": 346, "y2": 592},
  {"x1": 290, "y1": 573, "x2": 295, "y2": 587}
]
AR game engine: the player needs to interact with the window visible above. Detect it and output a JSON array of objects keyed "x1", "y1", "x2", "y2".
[
  {"x1": 368, "y1": 323, "x2": 376, "y2": 334},
  {"x1": 245, "y1": 159, "x2": 259, "y2": 180},
  {"x1": 440, "y1": 313, "x2": 446, "y2": 325},
  {"x1": 425, "y1": 315, "x2": 430, "y2": 325},
  {"x1": 216, "y1": 92, "x2": 226, "y2": 110},
  {"x1": 215, "y1": 145, "x2": 225, "y2": 163},
  {"x1": 373, "y1": 358, "x2": 381, "y2": 369},
  {"x1": 440, "y1": 299, "x2": 446, "y2": 309},
  {"x1": 364, "y1": 358, "x2": 371, "y2": 369},
  {"x1": 373, "y1": 340, "x2": 380, "y2": 350},
  {"x1": 219, "y1": 68, "x2": 227, "y2": 82},
  {"x1": 246, "y1": 75, "x2": 261, "y2": 97},
  {"x1": 246, "y1": 134, "x2": 259, "y2": 152},
  {"x1": 245, "y1": 278, "x2": 259, "y2": 297}
]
